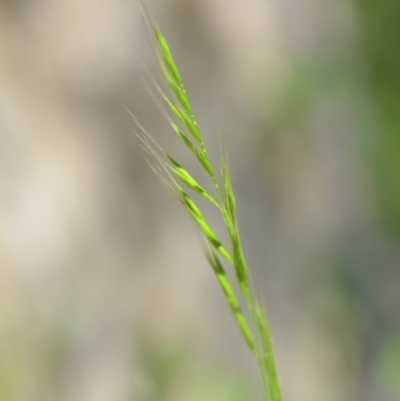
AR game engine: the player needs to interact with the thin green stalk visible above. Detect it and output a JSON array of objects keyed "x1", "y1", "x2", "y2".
[{"x1": 130, "y1": 4, "x2": 284, "y2": 400}]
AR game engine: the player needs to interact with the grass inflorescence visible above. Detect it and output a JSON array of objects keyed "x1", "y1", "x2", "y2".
[{"x1": 128, "y1": 4, "x2": 284, "y2": 401}]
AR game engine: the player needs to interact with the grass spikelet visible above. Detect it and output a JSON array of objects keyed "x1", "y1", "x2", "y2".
[
  {"x1": 130, "y1": 4, "x2": 284, "y2": 401},
  {"x1": 164, "y1": 153, "x2": 219, "y2": 207},
  {"x1": 204, "y1": 247, "x2": 255, "y2": 352},
  {"x1": 178, "y1": 189, "x2": 232, "y2": 263}
]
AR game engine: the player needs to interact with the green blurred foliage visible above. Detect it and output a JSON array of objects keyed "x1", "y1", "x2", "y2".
[
  {"x1": 375, "y1": 334, "x2": 400, "y2": 399},
  {"x1": 137, "y1": 337, "x2": 258, "y2": 401},
  {"x1": 352, "y1": 0, "x2": 400, "y2": 232}
]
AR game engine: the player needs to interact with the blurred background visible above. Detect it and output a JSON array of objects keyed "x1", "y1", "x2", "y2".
[{"x1": 0, "y1": 0, "x2": 399, "y2": 400}]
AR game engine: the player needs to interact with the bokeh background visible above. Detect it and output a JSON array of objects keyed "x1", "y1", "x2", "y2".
[{"x1": 0, "y1": 0, "x2": 399, "y2": 400}]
